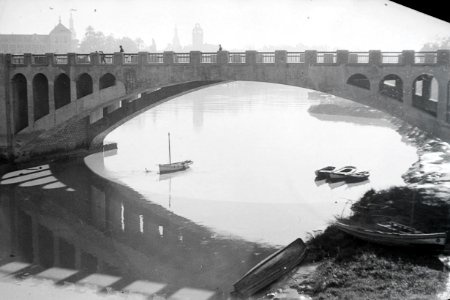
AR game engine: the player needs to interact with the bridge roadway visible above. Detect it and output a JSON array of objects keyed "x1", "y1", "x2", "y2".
[{"x1": 1, "y1": 49, "x2": 450, "y2": 161}]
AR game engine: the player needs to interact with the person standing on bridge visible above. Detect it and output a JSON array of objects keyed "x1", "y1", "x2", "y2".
[
  {"x1": 119, "y1": 45, "x2": 124, "y2": 53},
  {"x1": 99, "y1": 51, "x2": 106, "y2": 64}
]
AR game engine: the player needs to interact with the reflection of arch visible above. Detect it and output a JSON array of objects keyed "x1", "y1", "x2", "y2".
[
  {"x1": 33, "y1": 73, "x2": 49, "y2": 120},
  {"x1": 76, "y1": 73, "x2": 93, "y2": 99},
  {"x1": 412, "y1": 74, "x2": 438, "y2": 116},
  {"x1": 99, "y1": 73, "x2": 116, "y2": 90},
  {"x1": 379, "y1": 74, "x2": 403, "y2": 101},
  {"x1": 346, "y1": 73, "x2": 370, "y2": 90},
  {"x1": 12, "y1": 73, "x2": 28, "y2": 133},
  {"x1": 54, "y1": 74, "x2": 71, "y2": 109},
  {"x1": 124, "y1": 70, "x2": 136, "y2": 92}
]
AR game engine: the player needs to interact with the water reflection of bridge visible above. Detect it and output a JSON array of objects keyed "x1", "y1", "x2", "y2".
[{"x1": 0, "y1": 160, "x2": 276, "y2": 299}]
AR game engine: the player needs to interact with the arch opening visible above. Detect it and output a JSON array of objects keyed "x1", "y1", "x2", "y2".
[
  {"x1": 412, "y1": 74, "x2": 438, "y2": 117},
  {"x1": 54, "y1": 74, "x2": 71, "y2": 109},
  {"x1": 33, "y1": 73, "x2": 49, "y2": 121},
  {"x1": 99, "y1": 73, "x2": 116, "y2": 90},
  {"x1": 379, "y1": 74, "x2": 403, "y2": 101},
  {"x1": 12, "y1": 74, "x2": 28, "y2": 133},
  {"x1": 76, "y1": 73, "x2": 93, "y2": 99},
  {"x1": 346, "y1": 73, "x2": 370, "y2": 90}
]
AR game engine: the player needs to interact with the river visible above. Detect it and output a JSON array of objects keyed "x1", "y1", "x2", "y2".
[{"x1": 0, "y1": 81, "x2": 418, "y2": 299}]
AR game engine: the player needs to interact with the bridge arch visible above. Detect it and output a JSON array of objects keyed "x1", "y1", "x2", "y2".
[
  {"x1": 379, "y1": 74, "x2": 403, "y2": 101},
  {"x1": 412, "y1": 74, "x2": 439, "y2": 116},
  {"x1": 346, "y1": 73, "x2": 370, "y2": 90},
  {"x1": 33, "y1": 73, "x2": 49, "y2": 121},
  {"x1": 76, "y1": 73, "x2": 93, "y2": 99},
  {"x1": 99, "y1": 73, "x2": 116, "y2": 90},
  {"x1": 54, "y1": 74, "x2": 71, "y2": 109},
  {"x1": 12, "y1": 73, "x2": 28, "y2": 133}
]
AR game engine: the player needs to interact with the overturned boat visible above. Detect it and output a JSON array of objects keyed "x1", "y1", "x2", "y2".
[{"x1": 233, "y1": 238, "x2": 307, "y2": 298}]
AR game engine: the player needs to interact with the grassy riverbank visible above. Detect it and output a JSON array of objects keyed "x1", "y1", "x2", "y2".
[{"x1": 258, "y1": 186, "x2": 450, "y2": 300}]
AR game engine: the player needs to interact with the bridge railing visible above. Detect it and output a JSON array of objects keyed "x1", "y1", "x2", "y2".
[
  {"x1": 381, "y1": 52, "x2": 403, "y2": 64},
  {"x1": 348, "y1": 52, "x2": 369, "y2": 64},
  {"x1": 286, "y1": 52, "x2": 305, "y2": 63},
  {"x1": 174, "y1": 53, "x2": 190, "y2": 64},
  {"x1": 229, "y1": 53, "x2": 246, "y2": 64},
  {"x1": 256, "y1": 53, "x2": 275, "y2": 63},
  {"x1": 316, "y1": 52, "x2": 337, "y2": 64},
  {"x1": 75, "y1": 54, "x2": 91, "y2": 64},
  {"x1": 31, "y1": 55, "x2": 47, "y2": 65},
  {"x1": 124, "y1": 54, "x2": 138, "y2": 64},
  {"x1": 5, "y1": 50, "x2": 450, "y2": 67},
  {"x1": 11, "y1": 55, "x2": 25, "y2": 65},
  {"x1": 201, "y1": 53, "x2": 217, "y2": 63},
  {"x1": 98, "y1": 53, "x2": 114, "y2": 64},
  {"x1": 148, "y1": 53, "x2": 164, "y2": 64},
  {"x1": 414, "y1": 52, "x2": 437, "y2": 64},
  {"x1": 54, "y1": 54, "x2": 68, "y2": 65}
]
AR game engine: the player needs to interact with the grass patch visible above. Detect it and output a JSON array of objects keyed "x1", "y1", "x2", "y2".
[{"x1": 298, "y1": 186, "x2": 450, "y2": 300}]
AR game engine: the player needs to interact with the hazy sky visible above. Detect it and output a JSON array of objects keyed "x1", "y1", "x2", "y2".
[{"x1": 0, "y1": 0, "x2": 449, "y2": 51}]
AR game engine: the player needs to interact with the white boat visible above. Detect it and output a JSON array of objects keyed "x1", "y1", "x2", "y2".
[
  {"x1": 329, "y1": 166, "x2": 357, "y2": 180},
  {"x1": 315, "y1": 166, "x2": 336, "y2": 178},
  {"x1": 159, "y1": 160, "x2": 193, "y2": 174},
  {"x1": 158, "y1": 133, "x2": 193, "y2": 174}
]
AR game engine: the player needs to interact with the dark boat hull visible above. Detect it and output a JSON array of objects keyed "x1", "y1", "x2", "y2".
[
  {"x1": 335, "y1": 221, "x2": 447, "y2": 247},
  {"x1": 233, "y1": 238, "x2": 307, "y2": 298}
]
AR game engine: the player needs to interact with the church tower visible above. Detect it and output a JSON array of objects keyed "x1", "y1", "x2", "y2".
[
  {"x1": 192, "y1": 23, "x2": 203, "y2": 50},
  {"x1": 172, "y1": 27, "x2": 182, "y2": 51}
]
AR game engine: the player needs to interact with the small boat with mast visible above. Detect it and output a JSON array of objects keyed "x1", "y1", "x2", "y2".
[{"x1": 158, "y1": 133, "x2": 193, "y2": 174}]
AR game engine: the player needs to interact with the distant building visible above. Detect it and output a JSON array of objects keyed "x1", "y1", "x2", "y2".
[
  {"x1": 0, "y1": 17, "x2": 75, "y2": 54},
  {"x1": 192, "y1": 23, "x2": 203, "y2": 50}
]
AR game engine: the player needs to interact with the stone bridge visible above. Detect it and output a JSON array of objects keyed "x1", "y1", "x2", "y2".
[{"x1": 1, "y1": 49, "x2": 450, "y2": 161}]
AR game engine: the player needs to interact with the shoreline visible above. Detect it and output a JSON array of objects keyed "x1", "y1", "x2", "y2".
[{"x1": 256, "y1": 104, "x2": 450, "y2": 300}]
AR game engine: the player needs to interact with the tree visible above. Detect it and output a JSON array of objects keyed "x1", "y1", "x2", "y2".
[
  {"x1": 420, "y1": 37, "x2": 450, "y2": 51},
  {"x1": 78, "y1": 26, "x2": 150, "y2": 53}
]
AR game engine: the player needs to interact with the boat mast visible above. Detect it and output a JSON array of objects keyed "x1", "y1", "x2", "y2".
[{"x1": 168, "y1": 132, "x2": 171, "y2": 164}]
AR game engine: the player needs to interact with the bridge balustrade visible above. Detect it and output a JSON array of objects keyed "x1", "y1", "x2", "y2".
[
  {"x1": 54, "y1": 55, "x2": 68, "y2": 65},
  {"x1": 286, "y1": 52, "x2": 305, "y2": 63},
  {"x1": 75, "y1": 54, "x2": 91, "y2": 64},
  {"x1": 174, "y1": 53, "x2": 190, "y2": 64},
  {"x1": 11, "y1": 55, "x2": 24, "y2": 65},
  {"x1": 381, "y1": 52, "x2": 402, "y2": 64},
  {"x1": 147, "y1": 53, "x2": 163, "y2": 64},
  {"x1": 414, "y1": 52, "x2": 437, "y2": 64},
  {"x1": 201, "y1": 53, "x2": 217, "y2": 63},
  {"x1": 98, "y1": 53, "x2": 113, "y2": 64},
  {"x1": 348, "y1": 52, "x2": 369, "y2": 64},
  {"x1": 124, "y1": 54, "x2": 138, "y2": 64},
  {"x1": 31, "y1": 55, "x2": 47, "y2": 65},
  {"x1": 316, "y1": 52, "x2": 337, "y2": 64},
  {"x1": 229, "y1": 53, "x2": 246, "y2": 64},
  {"x1": 256, "y1": 53, "x2": 275, "y2": 63}
]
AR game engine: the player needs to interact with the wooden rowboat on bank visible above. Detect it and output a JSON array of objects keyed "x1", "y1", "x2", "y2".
[
  {"x1": 233, "y1": 238, "x2": 307, "y2": 298},
  {"x1": 334, "y1": 221, "x2": 447, "y2": 248}
]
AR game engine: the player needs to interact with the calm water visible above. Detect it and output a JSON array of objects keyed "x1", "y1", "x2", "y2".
[
  {"x1": 87, "y1": 81, "x2": 418, "y2": 246},
  {"x1": 0, "y1": 81, "x2": 419, "y2": 298}
]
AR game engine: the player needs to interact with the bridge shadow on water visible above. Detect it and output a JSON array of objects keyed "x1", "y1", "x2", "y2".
[{"x1": 0, "y1": 158, "x2": 277, "y2": 299}]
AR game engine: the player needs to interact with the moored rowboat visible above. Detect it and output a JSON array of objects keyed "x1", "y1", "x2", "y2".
[
  {"x1": 233, "y1": 238, "x2": 307, "y2": 298},
  {"x1": 329, "y1": 166, "x2": 357, "y2": 180},
  {"x1": 334, "y1": 221, "x2": 447, "y2": 247},
  {"x1": 315, "y1": 166, "x2": 336, "y2": 178}
]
